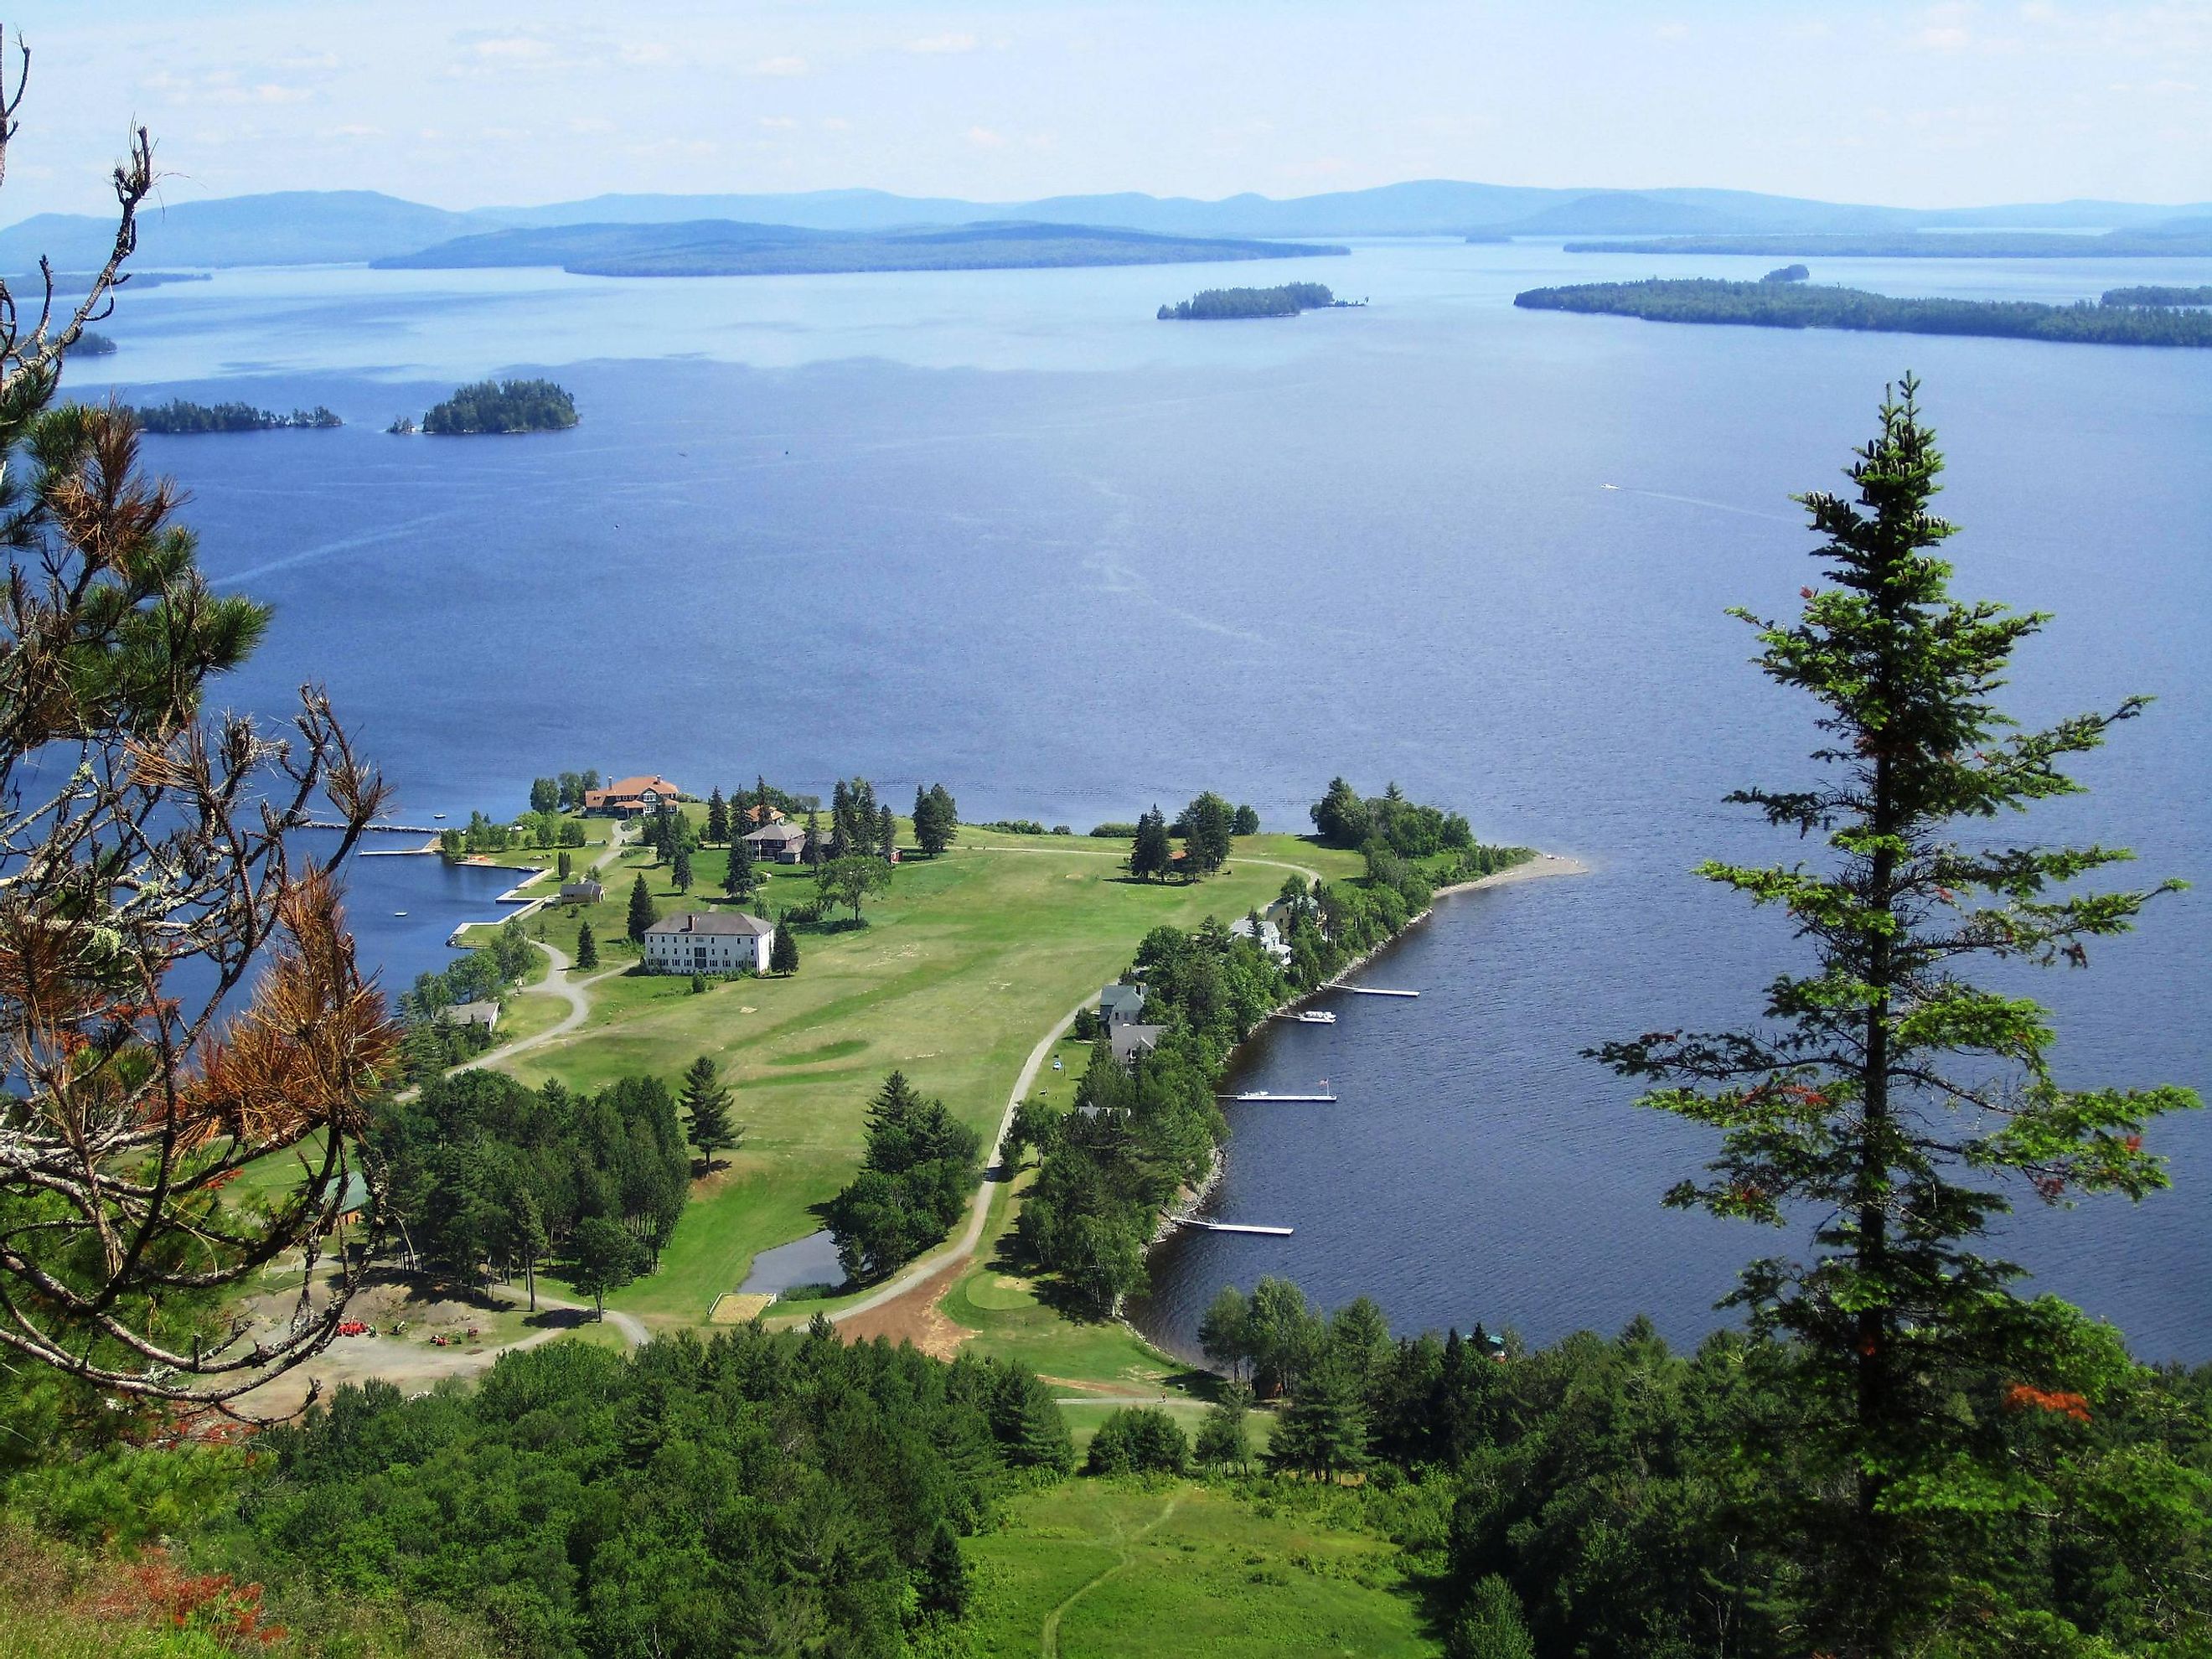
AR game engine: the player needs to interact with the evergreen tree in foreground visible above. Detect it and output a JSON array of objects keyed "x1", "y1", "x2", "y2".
[
  {"x1": 680, "y1": 1054, "x2": 740, "y2": 1168},
  {"x1": 770, "y1": 925, "x2": 799, "y2": 975},
  {"x1": 627, "y1": 872, "x2": 658, "y2": 943},
  {"x1": 671, "y1": 841, "x2": 693, "y2": 892},
  {"x1": 1593, "y1": 378, "x2": 2199, "y2": 1651},
  {"x1": 879, "y1": 803, "x2": 897, "y2": 860},
  {"x1": 575, "y1": 919, "x2": 598, "y2": 969},
  {"x1": 705, "y1": 786, "x2": 729, "y2": 844}
]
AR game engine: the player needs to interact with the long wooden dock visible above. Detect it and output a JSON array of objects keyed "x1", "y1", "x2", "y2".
[
  {"x1": 1216, "y1": 1092, "x2": 1337, "y2": 1103},
  {"x1": 1173, "y1": 1217, "x2": 1294, "y2": 1237},
  {"x1": 1335, "y1": 985, "x2": 1419, "y2": 998}
]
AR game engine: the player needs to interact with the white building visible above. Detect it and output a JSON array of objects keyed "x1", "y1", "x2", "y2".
[
  {"x1": 1230, "y1": 913, "x2": 1293, "y2": 966},
  {"x1": 641, "y1": 911, "x2": 777, "y2": 975}
]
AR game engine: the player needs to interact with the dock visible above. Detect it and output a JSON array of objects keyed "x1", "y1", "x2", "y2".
[
  {"x1": 1217, "y1": 1092, "x2": 1337, "y2": 1103},
  {"x1": 1335, "y1": 985, "x2": 1419, "y2": 998},
  {"x1": 1172, "y1": 1217, "x2": 1294, "y2": 1237}
]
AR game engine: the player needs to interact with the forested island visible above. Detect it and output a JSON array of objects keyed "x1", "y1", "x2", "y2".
[
  {"x1": 2104, "y1": 284, "x2": 2212, "y2": 307},
  {"x1": 1515, "y1": 277, "x2": 2212, "y2": 346},
  {"x1": 1563, "y1": 223, "x2": 2212, "y2": 258},
  {"x1": 127, "y1": 398, "x2": 342, "y2": 432},
  {"x1": 1156, "y1": 282, "x2": 1355, "y2": 319},
  {"x1": 420, "y1": 377, "x2": 578, "y2": 434},
  {"x1": 376, "y1": 219, "x2": 1348, "y2": 278},
  {"x1": 69, "y1": 329, "x2": 115, "y2": 354},
  {"x1": 1761, "y1": 263, "x2": 1809, "y2": 282}
]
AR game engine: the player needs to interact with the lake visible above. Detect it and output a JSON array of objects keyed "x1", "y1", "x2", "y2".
[{"x1": 72, "y1": 238, "x2": 2212, "y2": 1359}]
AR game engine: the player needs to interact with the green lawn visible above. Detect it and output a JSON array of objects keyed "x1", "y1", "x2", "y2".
[
  {"x1": 964, "y1": 1479, "x2": 1435, "y2": 1659},
  {"x1": 493, "y1": 830, "x2": 1361, "y2": 1328}
]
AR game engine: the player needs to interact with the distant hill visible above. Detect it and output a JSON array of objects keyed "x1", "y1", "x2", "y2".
[
  {"x1": 374, "y1": 220, "x2": 1348, "y2": 278},
  {"x1": 2, "y1": 183, "x2": 2207, "y2": 270},
  {"x1": 0, "y1": 190, "x2": 483, "y2": 270}
]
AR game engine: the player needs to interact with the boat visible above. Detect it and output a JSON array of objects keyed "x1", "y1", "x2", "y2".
[
  {"x1": 393, "y1": 911, "x2": 408, "y2": 917},
  {"x1": 432, "y1": 813, "x2": 447, "y2": 820},
  {"x1": 1291, "y1": 1010, "x2": 1336, "y2": 1025}
]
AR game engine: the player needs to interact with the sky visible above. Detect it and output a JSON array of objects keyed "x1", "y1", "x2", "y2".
[{"x1": 1, "y1": 1, "x2": 2206, "y2": 220}]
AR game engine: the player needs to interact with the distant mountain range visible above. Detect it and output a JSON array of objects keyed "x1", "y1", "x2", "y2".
[
  {"x1": 372, "y1": 220, "x2": 1345, "y2": 279},
  {"x1": 2, "y1": 183, "x2": 2206, "y2": 271}
]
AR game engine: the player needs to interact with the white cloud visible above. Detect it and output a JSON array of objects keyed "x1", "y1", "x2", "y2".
[
  {"x1": 470, "y1": 35, "x2": 553, "y2": 62},
  {"x1": 759, "y1": 116, "x2": 798, "y2": 129},
  {"x1": 569, "y1": 116, "x2": 617, "y2": 135},
  {"x1": 319, "y1": 122, "x2": 383, "y2": 139},
  {"x1": 619, "y1": 42, "x2": 674, "y2": 66},
  {"x1": 821, "y1": 116, "x2": 852, "y2": 132},
  {"x1": 965, "y1": 125, "x2": 1005, "y2": 147},
  {"x1": 751, "y1": 55, "x2": 808, "y2": 77},
  {"x1": 907, "y1": 33, "x2": 978, "y2": 54}
]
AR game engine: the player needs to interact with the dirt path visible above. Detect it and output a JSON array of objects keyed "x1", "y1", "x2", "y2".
[
  {"x1": 1039, "y1": 1491, "x2": 1183, "y2": 1658},
  {"x1": 826, "y1": 991, "x2": 1088, "y2": 1327}
]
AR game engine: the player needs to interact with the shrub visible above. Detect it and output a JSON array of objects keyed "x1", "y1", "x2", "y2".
[{"x1": 1085, "y1": 1407, "x2": 1189, "y2": 1476}]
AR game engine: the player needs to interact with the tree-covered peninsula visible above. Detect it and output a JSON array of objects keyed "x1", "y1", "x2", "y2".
[
  {"x1": 2103, "y1": 284, "x2": 2212, "y2": 307},
  {"x1": 68, "y1": 329, "x2": 115, "y2": 354},
  {"x1": 1515, "y1": 277, "x2": 2212, "y2": 347},
  {"x1": 421, "y1": 376, "x2": 578, "y2": 433},
  {"x1": 1156, "y1": 282, "x2": 1353, "y2": 319},
  {"x1": 127, "y1": 398, "x2": 342, "y2": 432}
]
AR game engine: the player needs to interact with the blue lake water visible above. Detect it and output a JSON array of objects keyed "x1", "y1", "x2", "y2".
[{"x1": 70, "y1": 239, "x2": 2212, "y2": 1358}]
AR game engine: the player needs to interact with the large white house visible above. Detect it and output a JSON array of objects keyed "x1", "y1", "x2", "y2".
[{"x1": 641, "y1": 910, "x2": 777, "y2": 975}]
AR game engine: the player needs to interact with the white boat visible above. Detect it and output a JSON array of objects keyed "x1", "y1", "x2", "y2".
[
  {"x1": 393, "y1": 911, "x2": 408, "y2": 917},
  {"x1": 1291, "y1": 1010, "x2": 1336, "y2": 1025}
]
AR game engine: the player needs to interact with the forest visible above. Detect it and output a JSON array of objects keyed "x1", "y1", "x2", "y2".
[
  {"x1": 127, "y1": 397, "x2": 343, "y2": 432},
  {"x1": 1156, "y1": 281, "x2": 1346, "y2": 318},
  {"x1": 2103, "y1": 284, "x2": 2212, "y2": 307},
  {"x1": 421, "y1": 377, "x2": 579, "y2": 434},
  {"x1": 1515, "y1": 276, "x2": 2212, "y2": 346}
]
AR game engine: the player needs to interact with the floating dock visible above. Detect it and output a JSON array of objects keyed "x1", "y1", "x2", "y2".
[
  {"x1": 1217, "y1": 1092, "x2": 1337, "y2": 1103},
  {"x1": 1173, "y1": 1217, "x2": 1294, "y2": 1237},
  {"x1": 1336, "y1": 985, "x2": 1419, "y2": 998}
]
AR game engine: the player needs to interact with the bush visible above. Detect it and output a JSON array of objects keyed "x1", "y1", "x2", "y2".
[
  {"x1": 1084, "y1": 1407, "x2": 1189, "y2": 1476},
  {"x1": 1089, "y1": 822, "x2": 1140, "y2": 839}
]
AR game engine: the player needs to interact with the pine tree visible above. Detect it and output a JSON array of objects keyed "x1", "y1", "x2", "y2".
[
  {"x1": 672, "y1": 842, "x2": 693, "y2": 892},
  {"x1": 914, "y1": 783, "x2": 959, "y2": 855},
  {"x1": 829, "y1": 781, "x2": 852, "y2": 859},
  {"x1": 705, "y1": 787, "x2": 728, "y2": 844},
  {"x1": 878, "y1": 804, "x2": 897, "y2": 860},
  {"x1": 770, "y1": 925, "x2": 798, "y2": 975},
  {"x1": 1130, "y1": 806, "x2": 1172, "y2": 882},
  {"x1": 575, "y1": 920, "x2": 598, "y2": 969},
  {"x1": 725, "y1": 835, "x2": 756, "y2": 900},
  {"x1": 804, "y1": 809, "x2": 823, "y2": 867},
  {"x1": 626, "y1": 872, "x2": 657, "y2": 943},
  {"x1": 1195, "y1": 1381, "x2": 1253, "y2": 1471},
  {"x1": 1594, "y1": 378, "x2": 2197, "y2": 1649},
  {"x1": 1266, "y1": 1353, "x2": 1370, "y2": 1481},
  {"x1": 556, "y1": 849, "x2": 572, "y2": 881},
  {"x1": 680, "y1": 1054, "x2": 739, "y2": 1168}
]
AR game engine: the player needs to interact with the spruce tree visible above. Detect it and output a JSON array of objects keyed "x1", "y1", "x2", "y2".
[
  {"x1": 626, "y1": 872, "x2": 658, "y2": 943},
  {"x1": 804, "y1": 809, "x2": 823, "y2": 867},
  {"x1": 575, "y1": 919, "x2": 598, "y2": 969},
  {"x1": 725, "y1": 834, "x2": 756, "y2": 901},
  {"x1": 680, "y1": 1054, "x2": 739, "y2": 1168},
  {"x1": 1130, "y1": 806, "x2": 1172, "y2": 882},
  {"x1": 770, "y1": 925, "x2": 798, "y2": 975},
  {"x1": 878, "y1": 804, "x2": 897, "y2": 860},
  {"x1": 1594, "y1": 379, "x2": 2197, "y2": 1649},
  {"x1": 830, "y1": 781, "x2": 852, "y2": 859},
  {"x1": 672, "y1": 841, "x2": 693, "y2": 892},
  {"x1": 705, "y1": 787, "x2": 728, "y2": 844}
]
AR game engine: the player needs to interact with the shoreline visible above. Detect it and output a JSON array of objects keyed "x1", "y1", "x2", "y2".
[{"x1": 1133, "y1": 847, "x2": 1590, "y2": 1341}]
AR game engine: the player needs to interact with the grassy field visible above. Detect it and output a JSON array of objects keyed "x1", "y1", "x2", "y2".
[
  {"x1": 964, "y1": 1479, "x2": 1435, "y2": 1658},
  {"x1": 492, "y1": 828, "x2": 1362, "y2": 1329}
]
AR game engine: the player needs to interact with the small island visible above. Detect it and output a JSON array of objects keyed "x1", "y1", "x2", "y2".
[
  {"x1": 1760, "y1": 264, "x2": 1810, "y2": 283},
  {"x1": 1156, "y1": 282, "x2": 1358, "y2": 320},
  {"x1": 128, "y1": 399, "x2": 342, "y2": 433},
  {"x1": 1513, "y1": 277, "x2": 2212, "y2": 348},
  {"x1": 70, "y1": 330, "x2": 116, "y2": 355},
  {"x1": 419, "y1": 377, "x2": 578, "y2": 435},
  {"x1": 2103, "y1": 285, "x2": 2212, "y2": 308}
]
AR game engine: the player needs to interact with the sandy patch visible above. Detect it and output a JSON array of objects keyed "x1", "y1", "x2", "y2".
[
  {"x1": 837, "y1": 1255, "x2": 976, "y2": 1358},
  {"x1": 709, "y1": 1292, "x2": 777, "y2": 1325}
]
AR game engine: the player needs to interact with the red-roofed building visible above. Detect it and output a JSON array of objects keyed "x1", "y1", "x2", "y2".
[{"x1": 584, "y1": 775, "x2": 681, "y2": 818}]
